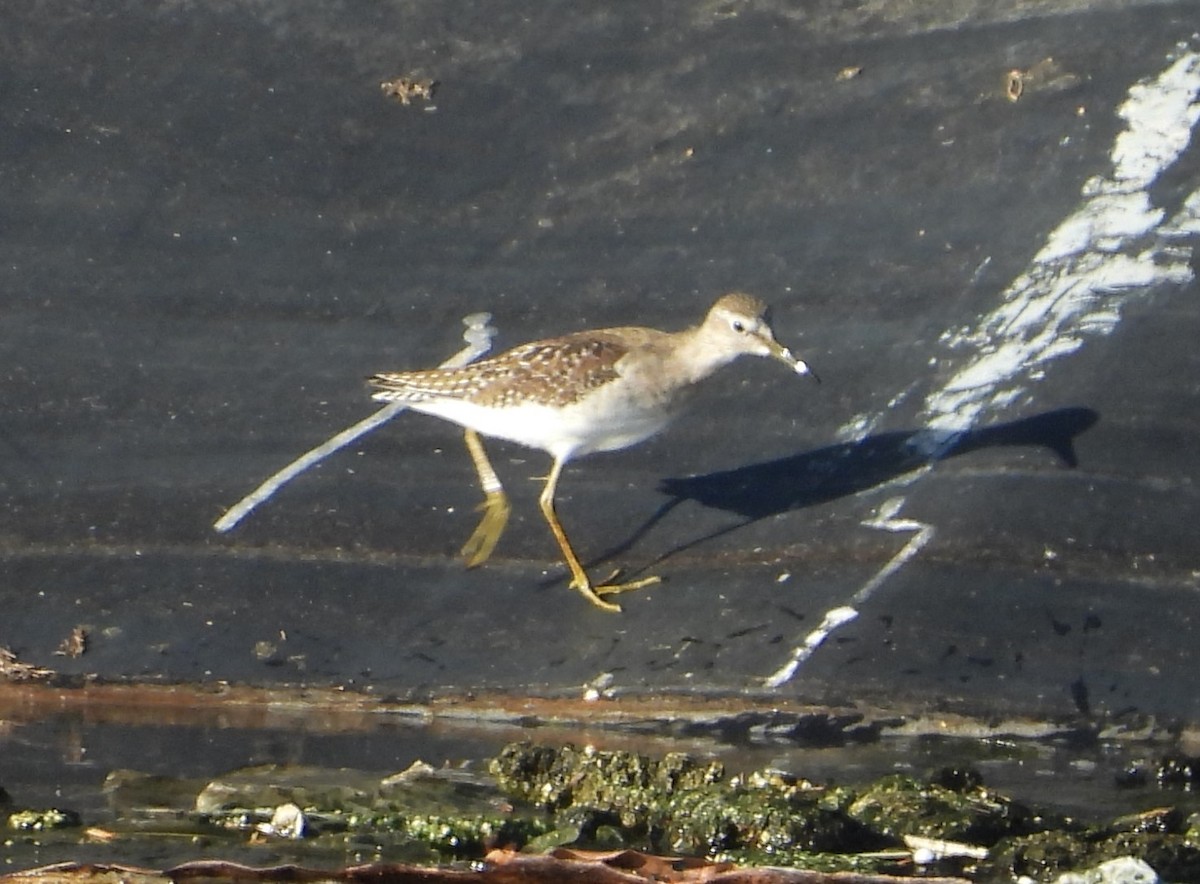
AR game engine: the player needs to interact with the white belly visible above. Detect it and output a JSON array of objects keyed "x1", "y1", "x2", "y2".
[{"x1": 408, "y1": 387, "x2": 678, "y2": 461}]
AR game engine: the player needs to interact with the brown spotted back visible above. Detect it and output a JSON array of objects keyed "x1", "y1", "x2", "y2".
[{"x1": 369, "y1": 332, "x2": 630, "y2": 409}]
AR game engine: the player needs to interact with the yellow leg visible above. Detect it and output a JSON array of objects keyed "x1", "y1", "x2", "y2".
[
  {"x1": 538, "y1": 457, "x2": 661, "y2": 613},
  {"x1": 460, "y1": 429, "x2": 511, "y2": 567}
]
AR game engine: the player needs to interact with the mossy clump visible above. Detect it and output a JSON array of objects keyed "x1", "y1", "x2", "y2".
[
  {"x1": 488, "y1": 742, "x2": 1200, "y2": 878},
  {"x1": 491, "y1": 743, "x2": 895, "y2": 870},
  {"x1": 846, "y1": 772, "x2": 1056, "y2": 844},
  {"x1": 74, "y1": 742, "x2": 1200, "y2": 878},
  {"x1": 7, "y1": 808, "x2": 82, "y2": 830},
  {"x1": 379, "y1": 812, "x2": 555, "y2": 858},
  {"x1": 992, "y1": 812, "x2": 1200, "y2": 881},
  {"x1": 490, "y1": 742, "x2": 723, "y2": 818}
]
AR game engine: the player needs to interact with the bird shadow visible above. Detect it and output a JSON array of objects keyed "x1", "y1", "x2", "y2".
[{"x1": 594, "y1": 406, "x2": 1099, "y2": 572}]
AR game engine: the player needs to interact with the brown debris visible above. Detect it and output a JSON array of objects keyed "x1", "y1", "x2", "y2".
[
  {"x1": 55, "y1": 626, "x2": 88, "y2": 658},
  {"x1": 0, "y1": 647, "x2": 54, "y2": 682},
  {"x1": 0, "y1": 864, "x2": 165, "y2": 884},
  {"x1": 1005, "y1": 69, "x2": 1024, "y2": 102},
  {"x1": 1004, "y1": 57, "x2": 1081, "y2": 102},
  {"x1": 380, "y1": 76, "x2": 437, "y2": 106},
  {"x1": 0, "y1": 855, "x2": 972, "y2": 884}
]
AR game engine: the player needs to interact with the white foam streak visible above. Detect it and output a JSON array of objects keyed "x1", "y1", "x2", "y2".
[{"x1": 919, "y1": 52, "x2": 1200, "y2": 444}]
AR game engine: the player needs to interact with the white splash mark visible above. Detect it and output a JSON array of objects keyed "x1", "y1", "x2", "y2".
[
  {"x1": 766, "y1": 497, "x2": 934, "y2": 687},
  {"x1": 765, "y1": 605, "x2": 859, "y2": 688},
  {"x1": 912, "y1": 50, "x2": 1200, "y2": 458},
  {"x1": 834, "y1": 381, "x2": 921, "y2": 444},
  {"x1": 213, "y1": 313, "x2": 496, "y2": 533},
  {"x1": 835, "y1": 413, "x2": 876, "y2": 442},
  {"x1": 766, "y1": 49, "x2": 1200, "y2": 688},
  {"x1": 849, "y1": 497, "x2": 936, "y2": 605}
]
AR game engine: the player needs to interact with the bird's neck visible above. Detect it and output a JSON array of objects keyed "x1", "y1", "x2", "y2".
[{"x1": 667, "y1": 323, "x2": 740, "y2": 385}]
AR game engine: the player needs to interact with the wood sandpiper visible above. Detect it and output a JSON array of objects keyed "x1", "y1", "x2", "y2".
[{"x1": 368, "y1": 292, "x2": 816, "y2": 612}]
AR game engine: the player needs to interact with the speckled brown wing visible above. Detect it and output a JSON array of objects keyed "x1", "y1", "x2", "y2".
[{"x1": 369, "y1": 333, "x2": 630, "y2": 409}]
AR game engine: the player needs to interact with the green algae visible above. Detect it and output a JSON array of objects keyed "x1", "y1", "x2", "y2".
[
  {"x1": 6, "y1": 808, "x2": 82, "y2": 831},
  {"x1": 992, "y1": 819, "x2": 1200, "y2": 881},
  {"x1": 490, "y1": 743, "x2": 915, "y2": 872},
  {"x1": 8, "y1": 741, "x2": 1200, "y2": 879},
  {"x1": 487, "y1": 742, "x2": 1200, "y2": 879},
  {"x1": 845, "y1": 772, "x2": 1060, "y2": 843}
]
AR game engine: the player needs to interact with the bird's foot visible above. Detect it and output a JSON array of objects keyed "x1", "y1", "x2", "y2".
[
  {"x1": 570, "y1": 570, "x2": 662, "y2": 613},
  {"x1": 460, "y1": 490, "x2": 511, "y2": 567}
]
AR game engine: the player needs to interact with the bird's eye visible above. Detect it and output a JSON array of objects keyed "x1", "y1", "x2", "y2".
[{"x1": 732, "y1": 320, "x2": 746, "y2": 333}]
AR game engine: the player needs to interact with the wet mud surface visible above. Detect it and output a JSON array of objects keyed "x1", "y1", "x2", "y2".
[
  {"x1": 4, "y1": 0, "x2": 1200, "y2": 879},
  {"x1": 3, "y1": 0, "x2": 1200, "y2": 723}
]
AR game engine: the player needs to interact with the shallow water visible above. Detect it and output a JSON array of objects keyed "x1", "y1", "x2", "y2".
[{"x1": 1, "y1": 695, "x2": 1194, "y2": 873}]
